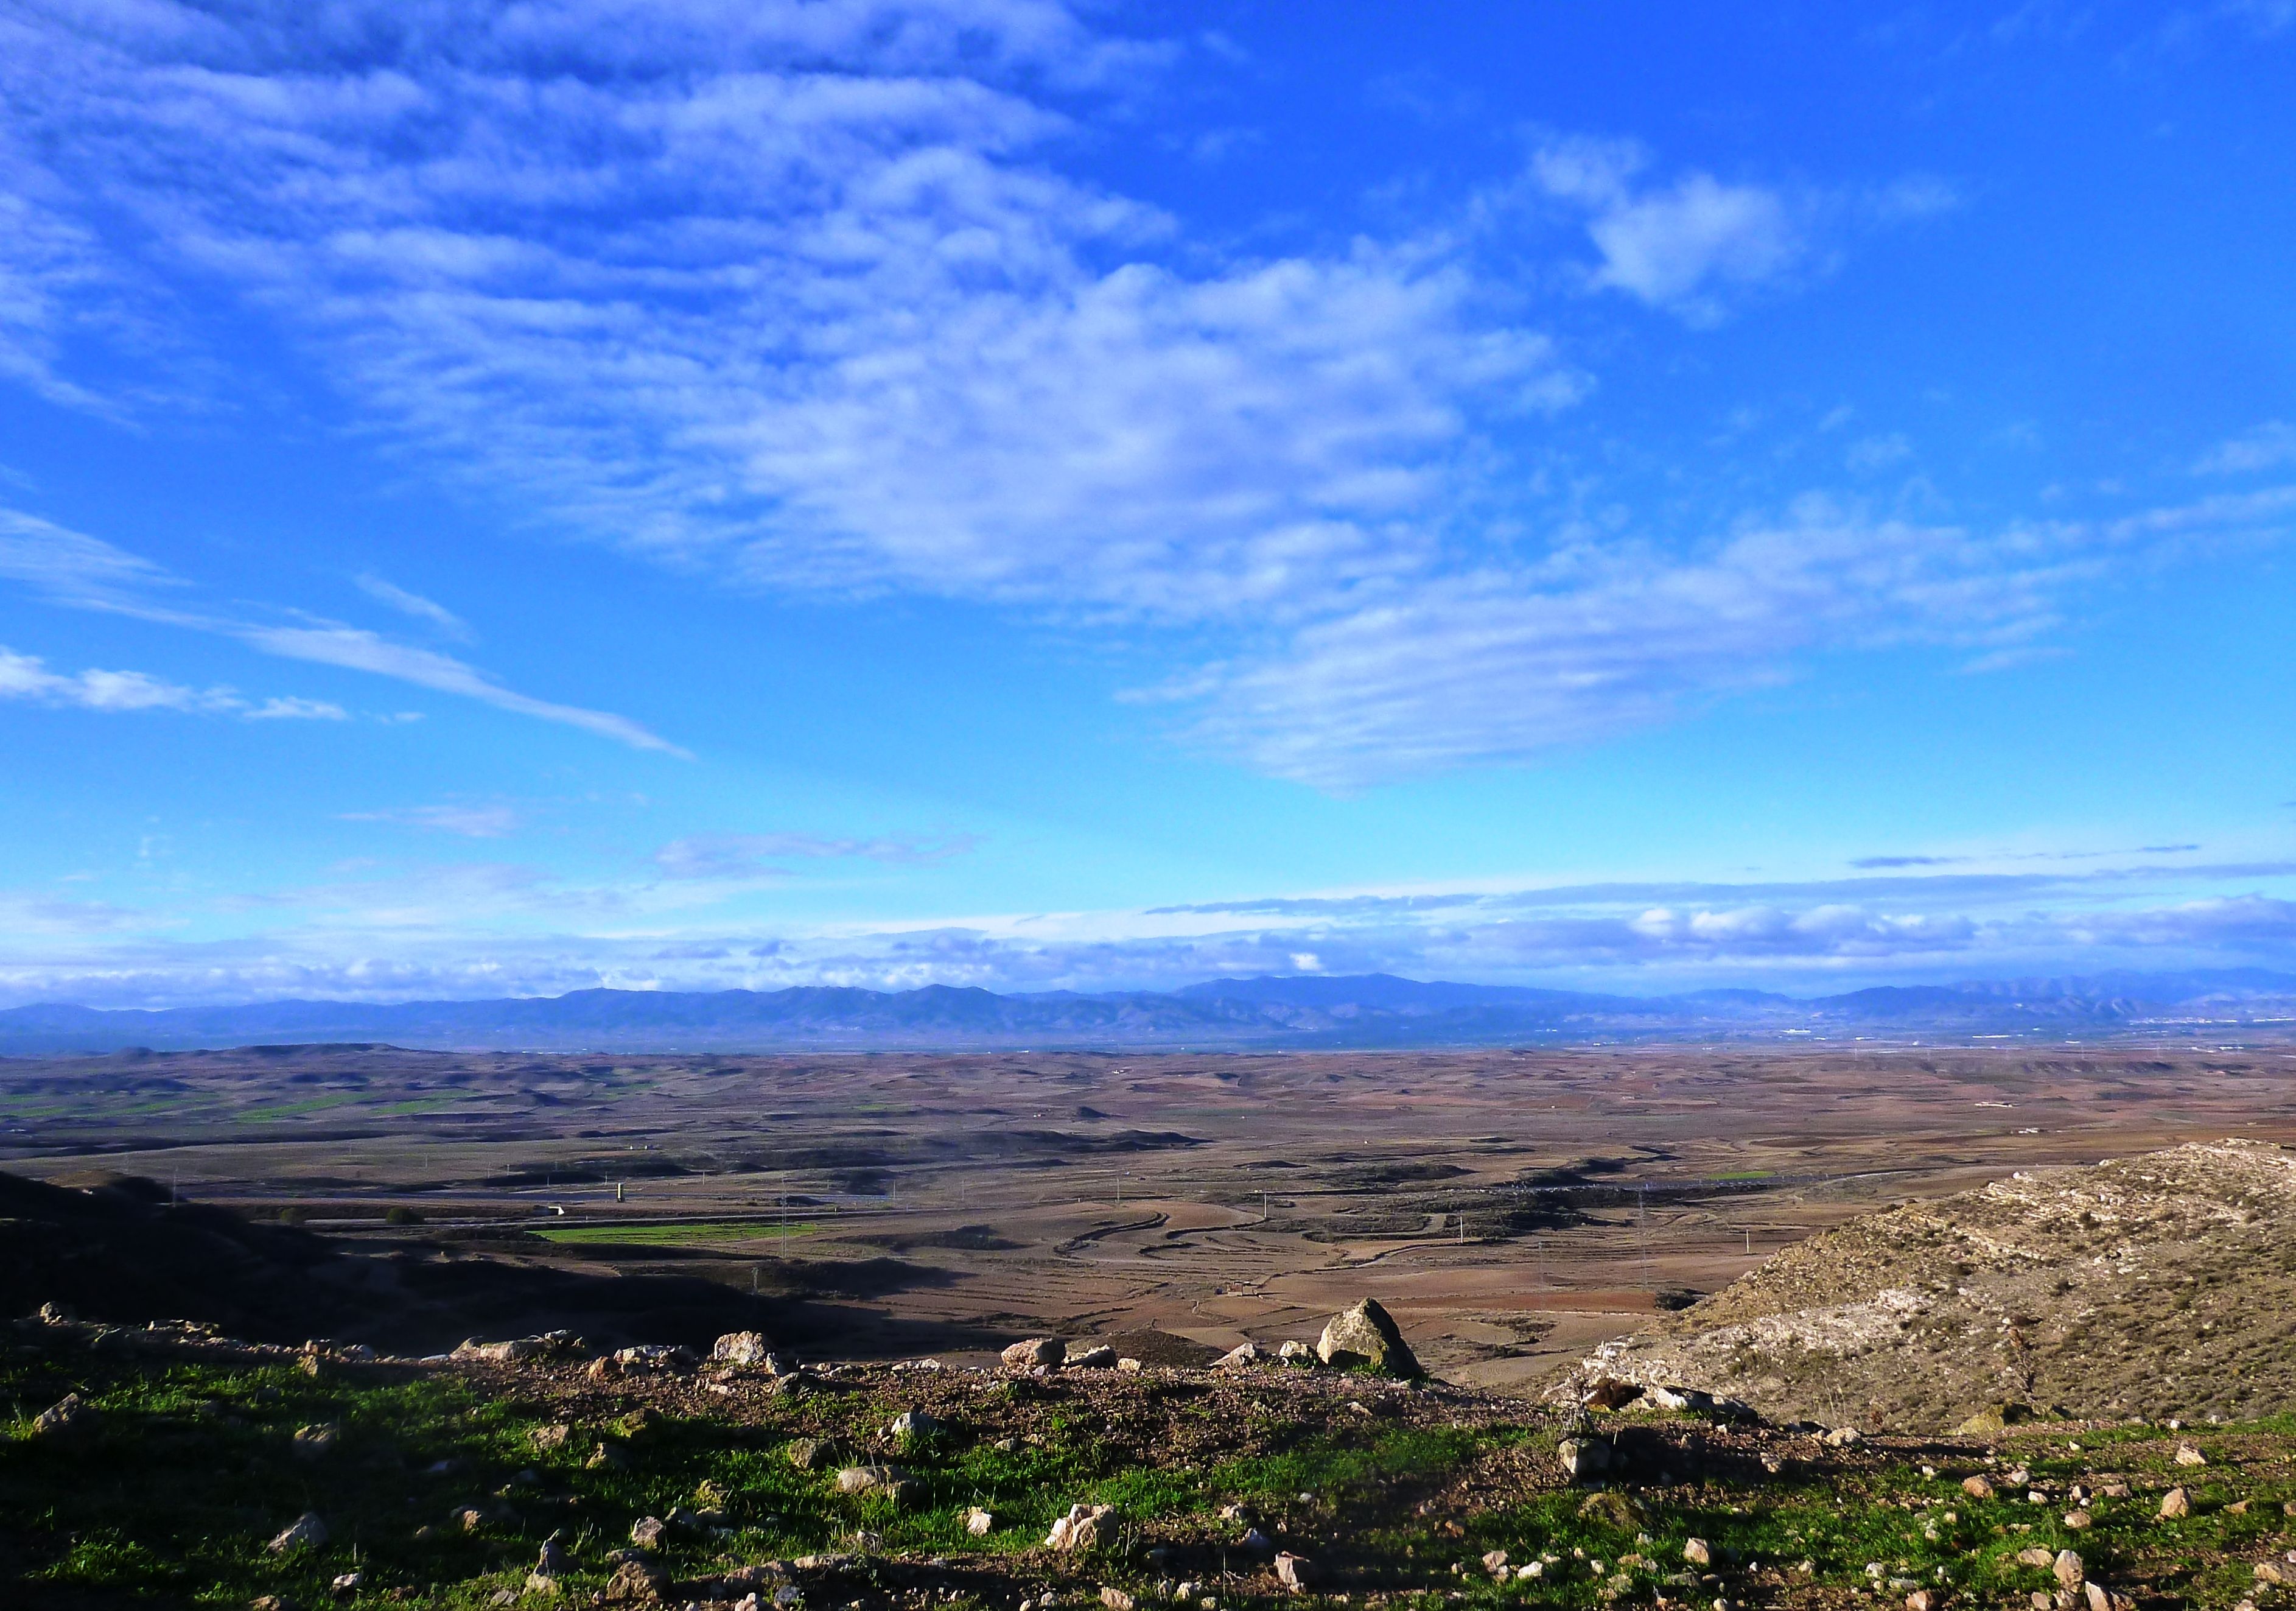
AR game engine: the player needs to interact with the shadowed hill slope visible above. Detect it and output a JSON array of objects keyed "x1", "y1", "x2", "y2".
[{"x1": 0, "y1": 1169, "x2": 994, "y2": 1359}]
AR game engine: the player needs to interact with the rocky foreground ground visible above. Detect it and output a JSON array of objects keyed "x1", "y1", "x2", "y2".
[{"x1": 5, "y1": 1303, "x2": 2295, "y2": 1611}]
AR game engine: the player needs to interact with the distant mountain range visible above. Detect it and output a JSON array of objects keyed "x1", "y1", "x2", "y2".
[{"x1": 4, "y1": 969, "x2": 2295, "y2": 1055}]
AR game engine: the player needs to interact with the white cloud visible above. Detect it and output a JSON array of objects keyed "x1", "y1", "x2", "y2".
[
  {"x1": 0, "y1": 504, "x2": 685, "y2": 753},
  {"x1": 342, "y1": 803, "x2": 523, "y2": 837},
  {"x1": 655, "y1": 831, "x2": 981, "y2": 878},
  {"x1": 1846, "y1": 432, "x2": 1913, "y2": 472},
  {"x1": 2196, "y1": 420, "x2": 2296, "y2": 475},
  {"x1": 7, "y1": 855, "x2": 2296, "y2": 1007},
  {"x1": 0, "y1": 643, "x2": 341, "y2": 719},
  {"x1": 0, "y1": 2, "x2": 1569, "y2": 630},
  {"x1": 247, "y1": 695, "x2": 351, "y2": 720},
  {"x1": 355, "y1": 574, "x2": 472, "y2": 639},
  {"x1": 0, "y1": 645, "x2": 232, "y2": 714},
  {"x1": 0, "y1": 3, "x2": 2258, "y2": 795},
  {"x1": 1529, "y1": 138, "x2": 1805, "y2": 322},
  {"x1": 1166, "y1": 498, "x2": 2119, "y2": 785},
  {"x1": 233, "y1": 621, "x2": 688, "y2": 755}
]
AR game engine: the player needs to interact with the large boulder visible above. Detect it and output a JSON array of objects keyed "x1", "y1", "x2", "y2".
[
  {"x1": 712, "y1": 1331, "x2": 773, "y2": 1366},
  {"x1": 1315, "y1": 1298, "x2": 1421, "y2": 1377},
  {"x1": 1001, "y1": 1337, "x2": 1065, "y2": 1369}
]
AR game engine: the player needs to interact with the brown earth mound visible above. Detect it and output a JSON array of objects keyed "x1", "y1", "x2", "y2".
[{"x1": 1566, "y1": 1138, "x2": 2296, "y2": 1430}]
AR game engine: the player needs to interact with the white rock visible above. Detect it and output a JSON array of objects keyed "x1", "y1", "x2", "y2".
[
  {"x1": 1048, "y1": 1503, "x2": 1115, "y2": 1551},
  {"x1": 269, "y1": 1512, "x2": 328, "y2": 1553},
  {"x1": 713, "y1": 1331, "x2": 774, "y2": 1365}
]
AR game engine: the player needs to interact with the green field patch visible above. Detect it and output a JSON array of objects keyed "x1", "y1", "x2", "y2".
[
  {"x1": 374, "y1": 1095, "x2": 463, "y2": 1115},
  {"x1": 233, "y1": 1092, "x2": 368, "y2": 1122},
  {"x1": 535, "y1": 1219, "x2": 817, "y2": 1248}
]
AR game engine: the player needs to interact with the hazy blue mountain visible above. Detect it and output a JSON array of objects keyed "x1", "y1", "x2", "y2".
[{"x1": 4, "y1": 970, "x2": 2294, "y2": 1055}]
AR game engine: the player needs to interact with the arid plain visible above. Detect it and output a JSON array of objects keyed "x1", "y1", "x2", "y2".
[{"x1": 6, "y1": 1041, "x2": 2294, "y2": 1384}]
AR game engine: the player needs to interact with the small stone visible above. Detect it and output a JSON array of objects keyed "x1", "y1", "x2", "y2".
[
  {"x1": 531, "y1": 1423, "x2": 573, "y2": 1451},
  {"x1": 1002, "y1": 1338, "x2": 1066, "y2": 1369},
  {"x1": 1907, "y1": 1592, "x2": 1942, "y2": 1611},
  {"x1": 2158, "y1": 1487, "x2": 2191, "y2": 1518},
  {"x1": 1068, "y1": 1345, "x2": 1118, "y2": 1369},
  {"x1": 537, "y1": 1537, "x2": 570, "y2": 1575},
  {"x1": 889, "y1": 1410, "x2": 940, "y2": 1440},
  {"x1": 2054, "y1": 1551, "x2": 2085, "y2": 1592},
  {"x1": 33, "y1": 1392, "x2": 95, "y2": 1443},
  {"x1": 269, "y1": 1512, "x2": 328, "y2": 1553},
  {"x1": 331, "y1": 1573, "x2": 363, "y2": 1597},
  {"x1": 1047, "y1": 1503, "x2": 1115, "y2": 1551},
  {"x1": 1482, "y1": 1550, "x2": 1510, "y2": 1575},
  {"x1": 2258, "y1": 1564, "x2": 2291, "y2": 1587},
  {"x1": 1275, "y1": 1553, "x2": 1315, "y2": 1591},
  {"x1": 2064, "y1": 1512, "x2": 2093, "y2": 1531},
  {"x1": 1684, "y1": 1540, "x2": 1712, "y2": 1567},
  {"x1": 787, "y1": 1437, "x2": 822, "y2": 1470},
  {"x1": 1276, "y1": 1340, "x2": 1316, "y2": 1366},
  {"x1": 1116, "y1": 1358, "x2": 1144, "y2": 1374},
  {"x1": 604, "y1": 1555, "x2": 669, "y2": 1603},
  {"x1": 1964, "y1": 1476, "x2": 1996, "y2": 1500},
  {"x1": 587, "y1": 1442, "x2": 630, "y2": 1470},
  {"x1": 833, "y1": 1465, "x2": 904, "y2": 1495},
  {"x1": 2018, "y1": 1549, "x2": 2057, "y2": 1567},
  {"x1": 1102, "y1": 1589, "x2": 1136, "y2": 1611},
  {"x1": 966, "y1": 1507, "x2": 994, "y2": 1536},
  {"x1": 450, "y1": 1505, "x2": 488, "y2": 1533},
  {"x1": 1558, "y1": 1437, "x2": 1614, "y2": 1481},
  {"x1": 1577, "y1": 1491, "x2": 1646, "y2": 1531},
  {"x1": 630, "y1": 1516, "x2": 668, "y2": 1548},
  {"x1": 2174, "y1": 1444, "x2": 2207, "y2": 1467},
  {"x1": 292, "y1": 1424, "x2": 338, "y2": 1459},
  {"x1": 1215, "y1": 1342, "x2": 1262, "y2": 1367}
]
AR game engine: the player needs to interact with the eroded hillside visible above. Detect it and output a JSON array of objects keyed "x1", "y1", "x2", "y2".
[{"x1": 1571, "y1": 1140, "x2": 2296, "y2": 1430}]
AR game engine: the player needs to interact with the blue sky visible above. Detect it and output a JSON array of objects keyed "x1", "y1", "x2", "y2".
[{"x1": 2, "y1": 0, "x2": 2294, "y2": 1007}]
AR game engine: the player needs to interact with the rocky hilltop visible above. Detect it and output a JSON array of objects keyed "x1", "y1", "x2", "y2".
[{"x1": 1568, "y1": 1139, "x2": 2296, "y2": 1431}]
